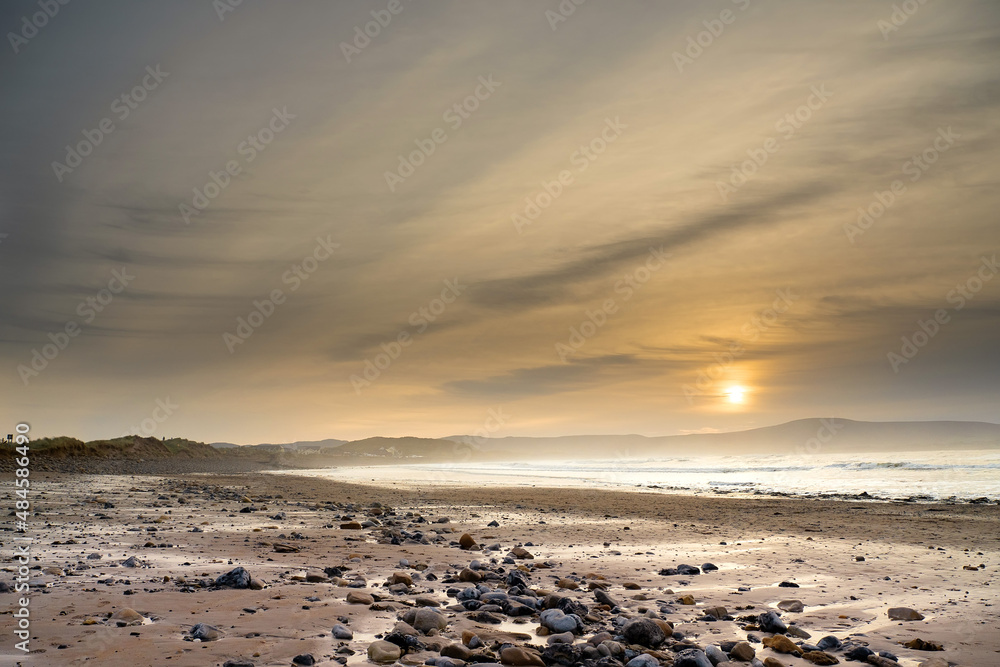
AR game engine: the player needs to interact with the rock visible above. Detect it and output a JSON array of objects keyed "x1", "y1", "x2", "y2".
[
  {"x1": 917, "y1": 659, "x2": 950, "y2": 667},
  {"x1": 705, "y1": 645, "x2": 728, "y2": 665},
  {"x1": 346, "y1": 591, "x2": 374, "y2": 605},
  {"x1": 673, "y1": 649, "x2": 713, "y2": 667},
  {"x1": 730, "y1": 641, "x2": 755, "y2": 661},
  {"x1": 442, "y1": 643, "x2": 473, "y2": 660},
  {"x1": 500, "y1": 646, "x2": 545, "y2": 666},
  {"x1": 368, "y1": 640, "x2": 402, "y2": 663},
  {"x1": 332, "y1": 623, "x2": 353, "y2": 640},
  {"x1": 625, "y1": 654, "x2": 660, "y2": 667},
  {"x1": 292, "y1": 654, "x2": 314, "y2": 666},
  {"x1": 109, "y1": 608, "x2": 146, "y2": 626},
  {"x1": 547, "y1": 632, "x2": 575, "y2": 645},
  {"x1": 540, "y1": 608, "x2": 582, "y2": 634},
  {"x1": 510, "y1": 546, "x2": 534, "y2": 559},
  {"x1": 215, "y1": 567, "x2": 253, "y2": 589},
  {"x1": 763, "y1": 658, "x2": 786, "y2": 667},
  {"x1": 757, "y1": 611, "x2": 788, "y2": 634},
  {"x1": 273, "y1": 543, "x2": 300, "y2": 553},
  {"x1": 402, "y1": 607, "x2": 448, "y2": 634},
  {"x1": 704, "y1": 605, "x2": 728, "y2": 619},
  {"x1": 459, "y1": 568, "x2": 482, "y2": 583},
  {"x1": 903, "y1": 638, "x2": 943, "y2": 651},
  {"x1": 866, "y1": 656, "x2": 899, "y2": 667},
  {"x1": 623, "y1": 581, "x2": 641, "y2": 590},
  {"x1": 677, "y1": 564, "x2": 701, "y2": 575},
  {"x1": 188, "y1": 623, "x2": 221, "y2": 641},
  {"x1": 802, "y1": 651, "x2": 839, "y2": 665},
  {"x1": 621, "y1": 618, "x2": 666, "y2": 648},
  {"x1": 762, "y1": 635, "x2": 802, "y2": 656},
  {"x1": 887, "y1": 607, "x2": 924, "y2": 621},
  {"x1": 459, "y1": 534, "x2": 477, "y2": 550},
  {"x1": 305, "y1": 571, "x2": 328, "y2": 583},
  {"x1": 594, "y1": 588, "x2": 620, "y2": 608},
  {"x1": 388, "y1": 571, "x2": 413, "y2": 586},
  {"x1": 845, "y1": 647, "x2": 874, "y2": 661},
  {"x1": 677, "y1": 595, "x2": 696, "y2": 605},
  {"x1": 557, "y1": 578, "x2": 579, "y2": 590},
  {"x1": 223, "y1": 660, "x2": 255, "y2": 667},
  {"x1": 121, "y1": 556, "x2": 139, "y2": 568},
  {"x1": 340, "y1": 521, "x2": 363, "y2": 529},
  {"x1": 701, "y1": 562, "x2": 719, "y2": 572},
  {"x1": 415, "y1": 596, "x2": 440, "y2": 607},
  {"x1": 777, "y1": 600, "x2": 804, "y2": 613},
  {"x1": 786, "y1": 625, "x2": 811, "y2": 639},
  {"x1": 778, "y1": 581, "x2": 799, "y2": 588}
]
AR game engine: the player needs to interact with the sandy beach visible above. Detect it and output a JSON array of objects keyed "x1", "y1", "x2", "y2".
[{"x1": 2, "y1": 471, "x2": 997, "y2": 667}]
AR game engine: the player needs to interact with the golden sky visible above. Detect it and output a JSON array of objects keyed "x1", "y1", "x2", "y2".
[{"x1": 2, "y1": 0, "x2": 998, "y2": 443}]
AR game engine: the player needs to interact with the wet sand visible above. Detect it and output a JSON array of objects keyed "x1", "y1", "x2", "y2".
[{"x1": 2, "y1": 471, "x2": 997, "y2": 667}]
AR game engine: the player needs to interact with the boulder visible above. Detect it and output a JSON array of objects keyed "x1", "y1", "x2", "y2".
[
  {"x1": 762, "y1": 635, "x2": 802, "y2": 655},
  {"x1": 368, "y1": 640, "x2": 402, "y2": 663},
  {"x1": 729, "y1": 641, "x2": 755, "y2": 661},
  {"x1": 621, "y1": 618, "x2": 665, "y2": 648},
  {"x1": 673, "y1": 649, "x2": 713, "y2": 667},
  {"x1": 802, "y1": 651, "x2": 839, "y2": 665},
  {"x1": 887, "y1": 607, "x2": 924, "y2": 621},
  {"x1": 215, "y1": 567, "x2": 252, "y2": 589}
]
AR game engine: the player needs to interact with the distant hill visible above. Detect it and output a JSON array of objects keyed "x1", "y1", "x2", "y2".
[
  {"x1": 4, "y1": 436, "x2": 220, "y2": 460},
  {"x1": 211, "y1": 438, "x2": 346, "y2": 451}
]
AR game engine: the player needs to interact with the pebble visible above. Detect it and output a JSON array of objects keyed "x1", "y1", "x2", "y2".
[
  {"x1": 730, "y1": 641, "x2": 755, "y2": 661},
  {"x1": 402, "y1": 607, "x2": 448, "y2": 633},
  {"x1": 777, "y1": 599, "x2": 804, "y2": 613},
  {"x1": 332, "y1": 623, "x2": 353, "y2": 640},
  {"x1": 346, "y1": 591, "x2": 374, "y2": 605},
  {"x1": 539, "y1": 608, "x2": 581, "y2": 634},
  {"x1": 673, "y1": 648, "x2": 713, "y2": 667},
  {"x1": 625, "y1": 654, "x2": 659, "y2": 667},
  {"x1": 621, "y1": 618, "x2": 665, "y2": 648}
]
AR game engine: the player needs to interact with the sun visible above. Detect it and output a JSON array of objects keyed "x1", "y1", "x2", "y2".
[{"x1": 725, "y1": 386, "x2": 746, "y2": 404}]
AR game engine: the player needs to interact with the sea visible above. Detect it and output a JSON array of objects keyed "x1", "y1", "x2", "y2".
[{"x1": 280, "y1": 449, "x2": 1000, "y2": 501}]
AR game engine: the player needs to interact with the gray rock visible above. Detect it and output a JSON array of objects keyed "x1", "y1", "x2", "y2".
[
  {"x1": 705, "y1": 644, "x2": 728, "y2": 665},
  {"x1": 757, "y1": 610, "x2": 787, "y2": 634},
  {"x1": 621, "y1": 618, "x2": 665, "y2": 648},
  {"x1": 777, "y1": 600, "x2": 803, "y2": 613},
  {"x1": 540, "y1": 608, "x2": 582, "y2": 634},
  {"x1": 595, "y1": 588, "x2": 620, "y2": 608},
  {"x1": 215, "y1": 567, "x2": 252, "y2": 589},
  {"x1": 626, "y1": 654, "x2": 660, "y2": 667},
  {"x1": 291, "y1": 655, "x2": 315, "y2": 666},
  {"x1": 188, "y1": 623, "x2": 221, "y2": 641},
  {"x1": 402, "y1": 607, "x2": 448, "y2": 633},
  {"x1": 673, "y1": 649, "x2": 713, "y2": 667},
  {"x1": 887, "y1": 607, "x2": 924, "y2": 621},
  {"x1": 816, "y1": 636, "x2": 841, "y2": 651},
  {"x1": 332, "y1": 623, "x2": 353, "y2": 640}
]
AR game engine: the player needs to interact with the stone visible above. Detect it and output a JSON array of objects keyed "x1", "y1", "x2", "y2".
[
  {"x1": 729, "y1": 641, "x2": 755, "y2": 661},
  {"x1": 547, "y1": 632, "x2": 575, "y2": 645},
  {"x1": 368, "y1": 640, "x2": 402, "y2": 663},
  {"x1": 273, "y1": 543, "x2": 300, "y2": 553},
  {"x1": 402, "y1": 607, "x2": 448, "y2": 633},
  {"x1": 557, "y1": 578, "x2": 579, "y2": 590},
  {"x1": 777, "y1": 600, "x2": 804, "y2": 613},
  {"x1": 292, "y1": 656, "x2": 314, "y2": 666},
  {"x1": 757, "y1": 611, "x2": 788, "y2": 634},
  {"x1": 388, "y1": 571, "x2": 413, "y2": 586},
  {"x1": 816, "y1": 636, "x2": 842, "y2": 651},
  {"x1": 540, "y1": 608, "x2": 582, "y2": 634},
  {"x1": 223, "y1": 661, "x2": 255, "y2": 667},
  {"x1": 215, "y1": 567, "x2": 252, "y2": 589},
  {"x1": 346, "y1": 591, "x2": 374, "y2": 605},
  {"x1": 801, "y1": 651, "x2": 839, "y2": 665},
  {"x1": 677, "y1": 564, "x2": 701, "y2": 575},
  {"x1": 500, "y1": 646, "x2": 545, "y2": 666},
  {"x1": 594, "y1": 588, "x2": 619, "y2": 608},
  {"x1": 866, "y1": 656, "x2": 899, "y2": 667},
  {"x1": 917, "y1": 659, "x2": 950, "y2": 667},
  {"x1": 459, "y1": 534, "x2": 477, "y2": 550},
  {"x1": 332, "y1": 623, "x2": 353, "y2": 640},
  {"x1": 786, "y1": 626, "x2": 810, "y2": 639},
  {"x1": 778, "y1": 581, "x2": 799, "y2": 588},
  {"x1": 510, "y1": 546, "x2": 534, "y2": 559},
  {"x1": 902, "y1": 638, "x2": 943, "y2": 651},
  {"x1": 340, "y1": 521, "x2": 363, "y2": 529},
  {"x1": 763, "y1": 659, "x2": 786, "y2": 667},
  {"x1": 621, "y1": 618, "x2": 666, "y2": 648},
  {"x1": 673, "y1": 649, "x2": 713, "y2": 667},
  {"x1": 705, "y1": 645, "x2": 728, "y2": 665},
  {"x1": 415, "y1": 596, "x2": 440, "y2": 607},
  {"x1": 108, "y1": 608, "x2": 145, "y2": 626},
  {"x1": 625, "y1": 654, "x2": 660, "y2": 667},
  {"x1": 442, "y1": 643, "x2": 473, "y2": 660},
  {"x1": 701, "y1": 562, "x2": 719, "y2": 572},
  {"x1": 623, "y1": 581, "x2": 641, "y2": 590},
  {"x1": 188, "y1": 623, "x2": 221, "y2": 641},
  {"x1": 677, "y1": 595, "x2": 696, "y2": 605},
  {"x1": 459, "y1": 568, "x2": 482, "y2": 583},
  {"x1": 887, "y1": 607, "x2": 924, "y2": 621},
  {"x1": 703, "y1": 606, "x2": 727, "y2": 619},
  {"x1": 762, "y1": 635, "x2": 802, "y2": 655}
]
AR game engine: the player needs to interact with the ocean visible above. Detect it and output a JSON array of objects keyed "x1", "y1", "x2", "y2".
[{"x1": 280, "y1": 449, "x2": 1000, "y2": 501}]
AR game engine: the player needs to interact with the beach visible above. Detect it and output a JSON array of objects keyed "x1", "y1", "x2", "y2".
[{"x1": 2, "y1": 471, "x2": 997, "y2": 667}]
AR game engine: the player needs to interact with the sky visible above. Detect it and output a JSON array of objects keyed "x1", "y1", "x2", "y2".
[{"x1": 1, "y1": 0, "x2": 998, "y2": 444}]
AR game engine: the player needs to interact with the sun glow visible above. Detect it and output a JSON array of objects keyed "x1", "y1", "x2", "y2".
[{"x1": 726, "y1": 386, "x2": 746, "y2": 403}]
